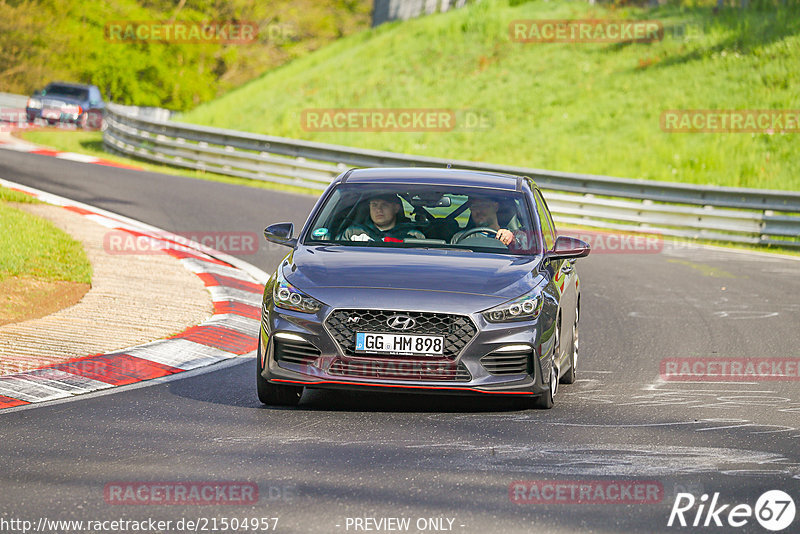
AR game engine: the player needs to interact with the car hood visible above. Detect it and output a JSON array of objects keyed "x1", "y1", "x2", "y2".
[
  {"x1": 40, "y1": 95, "x2": 86, "y2": 106},
  {"x1": 284, "y1": 246, "x2": 542, "y2": 301}
]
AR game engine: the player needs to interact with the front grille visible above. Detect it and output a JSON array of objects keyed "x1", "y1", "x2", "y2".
[
  {"x1": 329, "y1": 358, "x2": 471, "y2": 382},
  {"x1": 325, "y1": 309, "x2": 477, "y2": 358},
  {"x1": 480, "y1": 348, "x2": 530, "y2": 375},
  {"x1": 274, "y1": 338, "x2": 320, "y2": 365}
]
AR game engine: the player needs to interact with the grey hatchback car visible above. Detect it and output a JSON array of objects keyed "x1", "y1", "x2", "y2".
[{"x1": 258, "y1": 168, "x2": 590, "y2": 409}]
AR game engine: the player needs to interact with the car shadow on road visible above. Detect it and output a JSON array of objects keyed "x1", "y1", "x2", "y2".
[{"x1": 294, "y1": 387, "x2": 533, "y2": 413}]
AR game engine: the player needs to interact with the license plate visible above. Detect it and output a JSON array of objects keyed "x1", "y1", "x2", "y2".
[
  {"x1": 42, "y1": 109, "x2": 60, "y2": 119},
  {"x1": 355, "y1": 332, "x2": 444, "y2": 356}
]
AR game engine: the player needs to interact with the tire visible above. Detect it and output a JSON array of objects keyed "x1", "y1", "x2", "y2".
[
  {"x1": 85, "y1": 110, "x2": 103, "y2": 131},
  {"x1": 256, "y1": 340, "x2": 303, "y2": 406},
  {"x1": 531, "y1": 324, "x2": 559, "y2": 409},
  {"x1": 532, "y1": 364, "x2": 556, "y2": 409},
  {"x1": 560, "y1": 307, "x2": 579, "y2": 385}
]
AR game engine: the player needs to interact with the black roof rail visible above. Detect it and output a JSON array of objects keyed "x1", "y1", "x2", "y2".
[{"x1": 340, "y1": 168, "x2": 358, "y2": 183}]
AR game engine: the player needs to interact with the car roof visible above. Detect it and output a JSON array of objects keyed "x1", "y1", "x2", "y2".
[
  {"x1": 340, "y1": 167, "x2": 530, "y2": 191},
  {"x1": 45, "y1": 81, "x2": 94, "y2": 89}
]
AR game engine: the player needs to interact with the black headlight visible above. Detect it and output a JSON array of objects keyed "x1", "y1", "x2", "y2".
[
  {"x1": 482, "y1": 291, "x2": 542, "y2": 323},
  {"x1": 273, "y1": 268, "x2": 324, "y2": 314}
]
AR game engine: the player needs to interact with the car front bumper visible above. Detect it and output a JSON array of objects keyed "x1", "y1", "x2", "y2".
[
  {"x1": 26, "y1": 108, "x2": 82, "y2": 123},
  {"x1": 259, "y1": 302, "x2": 553, "y2": 397}
]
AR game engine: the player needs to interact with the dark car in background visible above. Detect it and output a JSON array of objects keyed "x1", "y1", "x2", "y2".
[
  {"x1": 258, "y1": 167, "x2": 590, "y2": 409},
  {"x1": 25, "y1": 82, "x2": 104, "y2": 129}
]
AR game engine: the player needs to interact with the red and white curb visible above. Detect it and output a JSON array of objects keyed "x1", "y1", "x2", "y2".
[
  {"x1": 0, "y1": 128, "x2": 141, "y2": 170},
  {"x1": 0, "y1": 178, "x2": 268, "y2": 411}
]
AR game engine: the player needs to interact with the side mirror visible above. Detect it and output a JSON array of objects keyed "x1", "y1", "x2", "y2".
[
  {"x1": 264, "y1": 222, "x2": 297, "y2": 248},
  {"x1": 547, "y1": 235, "x2": 590, "y2": 260}
]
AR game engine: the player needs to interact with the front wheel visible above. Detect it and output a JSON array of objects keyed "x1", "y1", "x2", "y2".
[
  {"x1": 531, "y1": 364, "x2": 556, "y2": 409},
  {"x1": 256, "y1": 341, "x2": 303, "y2": 406},
  {"x1": 560, "y1": 307, "x2": 579, "y2": 384},
  {"x1": 531, "y1": 325, "x2": 559, "y2": 409}
]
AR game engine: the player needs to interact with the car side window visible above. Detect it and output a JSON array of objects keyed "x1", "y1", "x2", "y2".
[
  {"x1": 534, "y1": 190, "x2": 556, "y2": 251},
  {"x1": 541, "y1": 192, "x2": 558, "y2": 241}
]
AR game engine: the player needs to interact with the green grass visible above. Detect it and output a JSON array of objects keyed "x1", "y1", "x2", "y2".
[
  {"x1": 0, "y1": 191, "x2": 92, "y2": 283},
  {"x1": 16, "y1": 130, "x2": 323, "y2": 197},
  {"x1": 179, "y1": 0, "x2": 800, "y2": 191},
  {"x1": 0, "y1": 186, "x2": 39, "y2": 204},
  {"x1": 0, "y1": 0, "x2": 371, "y2": 110}
]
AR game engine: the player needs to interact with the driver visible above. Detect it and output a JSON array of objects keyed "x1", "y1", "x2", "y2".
[
  {"x1": 451, "y1": 195, "x2": 516, "y2": 246},
  {"x1": 342, "y1": 193, "x2": 425, "y2": 241}
]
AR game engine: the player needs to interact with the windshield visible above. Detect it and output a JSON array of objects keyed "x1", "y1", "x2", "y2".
[
  {"x1": 43, "y1": 84, "x2": 89, "y2": 100},
  {"x1": 304, "y1": 183, "x2": 541, "y2": 255}
]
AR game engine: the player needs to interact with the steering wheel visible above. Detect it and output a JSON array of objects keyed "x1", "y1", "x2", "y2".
[{"x1": 453, "y1": 227, "x2": 502, "y2": 244}]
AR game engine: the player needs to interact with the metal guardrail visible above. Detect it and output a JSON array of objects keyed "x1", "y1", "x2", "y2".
[
  {"x1": 0, "y1": 92, "x2": 29, "y2": 109},
  {"x1": 0, "y1": 93, "x2": 30, "y2": 128},
  {"x1": 107, "y1": 103, "x2": 172, "y2": 122},
  {"x1": 102, "y1": 103, "x2": 800, "y2": 248}
]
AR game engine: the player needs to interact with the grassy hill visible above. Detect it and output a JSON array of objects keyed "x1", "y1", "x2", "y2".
[
  {"x1": 0, "y1": 0, "x2": 370, "y2": 110},
  {"x1": 180, "y1": 0, "x2": 800, "y2": 190}
]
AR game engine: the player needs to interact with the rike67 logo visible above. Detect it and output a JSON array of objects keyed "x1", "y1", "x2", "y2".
[{"x1": 668, "y1": 490, "x2": 796, "y2": 531}]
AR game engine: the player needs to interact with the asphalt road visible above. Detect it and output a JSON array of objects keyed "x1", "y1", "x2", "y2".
[{"x1": 1, "y1": 149, "x2": 799, "y2": 534}]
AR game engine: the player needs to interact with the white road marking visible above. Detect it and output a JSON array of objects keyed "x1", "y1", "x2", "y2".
[
  {"x1": 55, "y1": 152, "x2": 99, "y2": 163},
  {"x1": 208, "y1": 285, "x2": 262, "y2": 306},
  {"x1": 0, "y1": 355, "x2": 252, "y2": 414},
  {"x1": 126, "y1": 339, "x2": 232, "y2": 370},
  {"x1": 201, "y1": 314, "x2": 260, "y2": 335}
]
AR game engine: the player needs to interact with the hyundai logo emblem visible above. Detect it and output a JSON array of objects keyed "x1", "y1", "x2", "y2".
[{"x1": 387, "y1": 314, "x2": 416, "y2": 330}]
